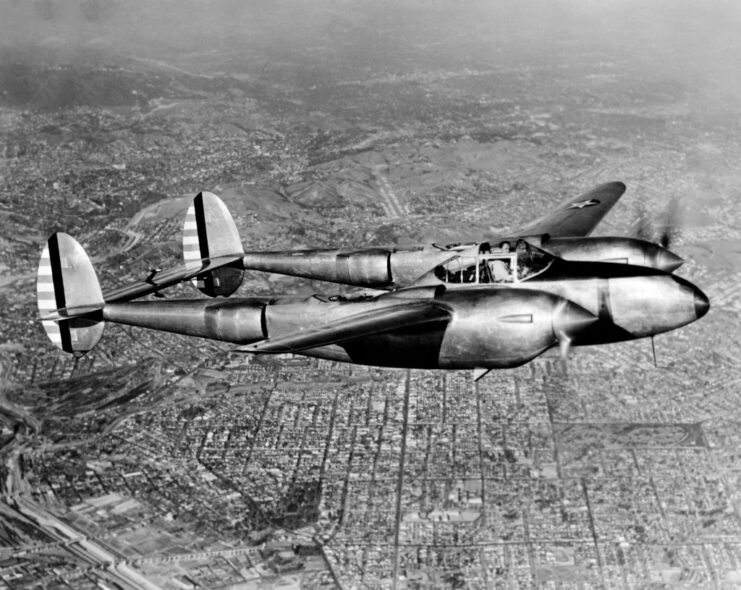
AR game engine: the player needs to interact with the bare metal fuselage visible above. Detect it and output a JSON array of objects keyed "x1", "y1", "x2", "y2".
[{"x1": 102, "y1": 260, "x2": 707, "y2": 370}]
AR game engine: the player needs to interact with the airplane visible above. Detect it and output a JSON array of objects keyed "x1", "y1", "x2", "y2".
[{"x1": 36, "y1": 182, "x2": 709, "y2": 379}]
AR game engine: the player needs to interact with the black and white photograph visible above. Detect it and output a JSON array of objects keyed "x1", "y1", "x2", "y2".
[{"x1": 0, "y1": 0, "x2": 739, "y2": 588}]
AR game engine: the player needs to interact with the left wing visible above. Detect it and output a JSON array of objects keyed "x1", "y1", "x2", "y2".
[
  {"x1": 237, "y1": 301, "x2": 451, "y2": 354},
  {"x1": 511, "y1": 181, "x2": 626, "y2": 237}
]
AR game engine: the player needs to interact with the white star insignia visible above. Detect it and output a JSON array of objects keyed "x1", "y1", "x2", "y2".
[{"x1": 568, "y1": 199, "x2": 601, "y2": 209}]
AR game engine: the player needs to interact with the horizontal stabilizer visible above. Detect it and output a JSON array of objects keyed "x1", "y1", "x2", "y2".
[
  {"x1": 100, "y1": 254, "x2": 244, "y2": 305},
  {"x1": 37, "y1": 233, "x2": 105, "y2": 354},
  {"x1": 237, "y1": 301, "x2": 451, "y2": 354},
  {"x1": 183, "y1": 191, "x2": 244, "y2": 297}
]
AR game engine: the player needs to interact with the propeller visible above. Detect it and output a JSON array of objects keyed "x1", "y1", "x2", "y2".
[
  {"x1": 556, "y1": 330, "x2": 572, "y2": 361},
  {"x1": 552, "y1": 300, "x2": 598, "y2": 362},
  {"x1": 632, "y1": 196, "x2": 683, "y2": 250},
  {"x1": 657, "y1": 196, "x2": 683, "y2": 249}
]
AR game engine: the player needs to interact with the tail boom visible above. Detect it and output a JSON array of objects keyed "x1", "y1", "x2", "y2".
[{"x1": 101, "y1": 299, "x2": 268, "y2": 343}]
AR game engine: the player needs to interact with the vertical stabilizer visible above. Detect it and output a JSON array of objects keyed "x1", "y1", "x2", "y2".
[
  {"x1": 37, "y1": 233, "x2": 105, "y2": 355},
  {"x1": 183, "y1": 191, "x2": 245, "y2": 297}
]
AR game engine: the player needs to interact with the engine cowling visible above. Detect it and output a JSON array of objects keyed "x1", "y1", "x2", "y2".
[
  {"x1": 542, "y1": 237, "x2": 683, "y2": 272},
  {"x1": 437, "y1": 289, "x2": 596, "y2": 368}
]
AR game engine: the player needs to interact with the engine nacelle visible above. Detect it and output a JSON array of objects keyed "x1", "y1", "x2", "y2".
[
  {"x1": 438, "y1": 289, "x2": 596, "y2": 369},
  {"x1": 542, "y1": 237, "x2": 683, "y2": 272}
]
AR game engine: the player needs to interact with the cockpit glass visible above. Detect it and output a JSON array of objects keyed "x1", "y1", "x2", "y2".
[
  {"x1": 433, "y1": 256, "x2": 480, "y2": 283},
  {"x1": 432, "y1": 240, "x2": 552, "y2": 284}
]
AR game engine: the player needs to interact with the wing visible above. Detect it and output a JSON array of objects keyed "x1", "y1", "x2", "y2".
[
  {"x1": 237, "y1": 301, "x2": 451, "y2": 354},
  {"x1": 512, "y1": 181, "x2": 626, "y2": 237},
  {"x1": 102, "y1": 254, "x2": 243, "y2": 303}
]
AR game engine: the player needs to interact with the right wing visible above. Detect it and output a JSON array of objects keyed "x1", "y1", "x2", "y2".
[
  {"x1": 511, "y1": 181, "x2": 626, "y2": 237},
  {"x1": 237, "y1": 301, "x2": 451, "y2": 354}
]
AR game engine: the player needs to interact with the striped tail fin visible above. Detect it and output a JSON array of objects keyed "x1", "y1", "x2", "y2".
[
  {"x1": 183, "y1": 191, "x2": 245, "y2": 297},
  {"x1": 37, "y1": 233, "x2": 105, "y2": 356}
]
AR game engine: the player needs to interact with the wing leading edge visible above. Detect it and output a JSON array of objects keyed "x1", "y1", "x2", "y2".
[
  {"x1": 237, "y1": 300, "x2": 451, "y2": 354},
  {"x1": 512, "y1": 181, "x2": 626, "y2": 237}
]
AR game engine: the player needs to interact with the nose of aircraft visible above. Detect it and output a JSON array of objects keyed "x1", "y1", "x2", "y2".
[
  {"x1": 655, "y1": 247, "x2": 684, "y2": 273},
  {"x1": 694, "y1": 286, "x2": 710, "y2": 319},
  {"x1": 671, "y1": 275, "x2": 711, "y2": 325}
]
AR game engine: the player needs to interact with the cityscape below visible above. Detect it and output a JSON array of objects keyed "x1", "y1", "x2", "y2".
[{"x1": 1, "y1": 1, "x2": 740, "y2": 588}]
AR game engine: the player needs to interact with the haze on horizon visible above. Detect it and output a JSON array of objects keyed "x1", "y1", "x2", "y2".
[{"x1": 1, "y1": 0, "x2": 740, "y2": 114}]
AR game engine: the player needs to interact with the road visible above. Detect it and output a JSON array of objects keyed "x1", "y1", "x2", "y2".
[
  {"x1": 372, "y1": 163, "x2": 406, "y2": 218},
  {"x1": 0, "y1": 355, "x2": 165, "y2": 589},
  {"x1": 12, "y1": 497, "x2": 164, "y2": 590}
]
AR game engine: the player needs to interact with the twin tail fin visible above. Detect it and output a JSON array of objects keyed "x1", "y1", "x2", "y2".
[
  {"x1": 37, "y1": 233, "x2": 105, "y2": 356},
  {"x1": 38, "y1": 191, "x2": 245, "y2": 354},
  {"x1": 183, "y1": 191, "x2": 244, "y2": 297}
]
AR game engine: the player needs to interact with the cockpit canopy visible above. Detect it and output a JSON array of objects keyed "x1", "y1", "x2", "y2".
[{"x1": 433, "y1": 240, "x2": 553, "y2": 284}]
